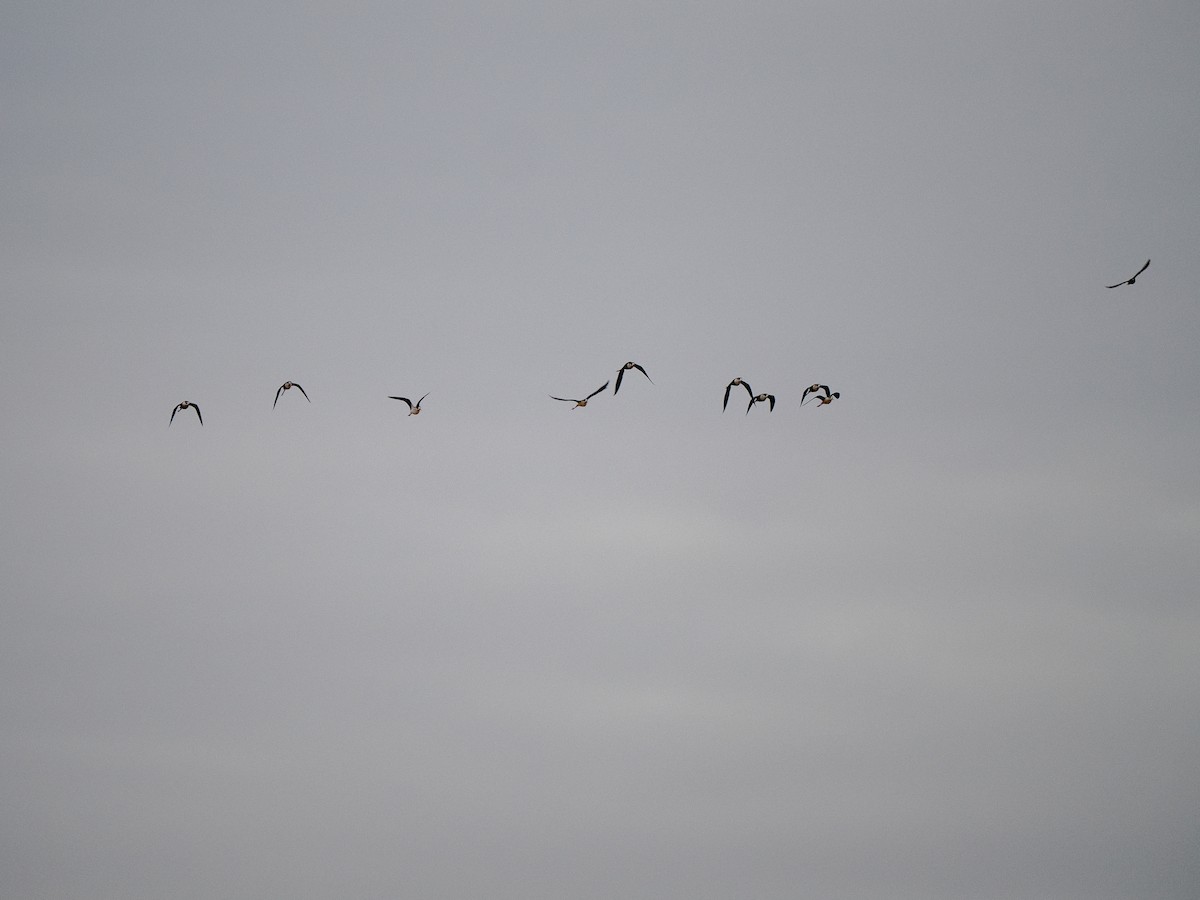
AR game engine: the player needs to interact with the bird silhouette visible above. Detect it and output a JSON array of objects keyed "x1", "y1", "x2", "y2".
[
  {"x1": 1106, "y1": 259, "x2": 1150, "y2": 289},
  {"x1": 613, "y1": 361, "x2": 653, "y2": 395},
  {"x1": 169, "y1": 401, "x2": 202, "y2": 426},
  {"x1": 273, "y1": 381, "x2": 310, "y2": 408},
  {"x1": 389, "y1": 393, "x2": 429, "y2": 415},
  {"x1": 723, "y1": 378, "x2": 753, "y2": 412},
  {"x1": 551, "y1": 382, "x2": 610, "y2": 409},
  {"x1": 747, "y1": 392, "x2": 775, "y2": 414}
]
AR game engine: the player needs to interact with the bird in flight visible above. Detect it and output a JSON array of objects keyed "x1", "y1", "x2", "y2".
[
  {"x1": 801, "y1": 384, "x2": 838, "y2": 405},
  {"x1": 273, "y1": 381, "x2": 310, "y2": 408},
  {"x1": 746, "y1": 392, "x2": 775, "y2": 414},
  {"x1": 170, "y1": 401, "x2": 203, "y2": 426},
  {"x1": 802, "y1": 385, "x2": 841, "y2": 407},
  {"x1": 551, "y1": 381, "x2": 609, "y2": 409},
  {"x1": 1106, "y1": 259, "x2": 1150, "y2": 289},
  {"x1": 389, "y1": 393, "x2": 429, "y2": 415},
  {"x1": 613, "y1": 361, "x2": 653, "y2": 395},
  {"x1": 723, "y1": 378, "x2": 754, "y2": 412}
]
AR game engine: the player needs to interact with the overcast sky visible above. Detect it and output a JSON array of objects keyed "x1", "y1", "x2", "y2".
[{"x1": 3, "y1": 2, "x2": 1199, "y2": 898}]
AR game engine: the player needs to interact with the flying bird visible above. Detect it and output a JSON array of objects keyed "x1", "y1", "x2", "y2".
[
  {"x1": 169, "y1": 401, "x2": 202, "y2": 426},
  {"x1": 802, "y1": 386, "x2": 841, "y2": 407},
  {"x1": 551, "y1": 381, "x2": 609, "y2": 409},
  {"x1": 1106, "y1": 259, "x2": 1150, "y2": 289},
  {"x1": 613, "y1": 361, "x2": 653, "y2": 395},
  {"x1": 746, "y1": 392, "x2": 775, "y2": 414},
  {"x1": 723, "y1": 378, "x2": 754, "y2": 412},
  {"x1": 801, "y1": 384, "x2": 839, "y2": 405},
  {"x1": 389, "y1": 393, "x2": 429, "y2": 415},
  {"x1": 273, "y1": 381, "x2": 310, "y2": 408}
]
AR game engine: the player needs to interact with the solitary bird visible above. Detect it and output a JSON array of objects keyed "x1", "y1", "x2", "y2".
[
  {"x1": 273, "y1": 381, "x2": 310, "y2": 408},
  {"x1": 613, "y1": 361, "x2": 653, "y2": 395},
  {"x1": 1106, "y1": 259, "x2": 1150, "y2": 289},
  {"x1": 389, "y1": 393, "x2": 429, "y2": 415},
  {"x1": 169, "y1": 401, "x2": 203, "y2": 426},
  {"x1": 551, "y1": 381, "x2": 609, "y2": 409},
  {"x1": 747, "y1": 392, "x2": 775, "y2": 414},
  {"x1": 723, "y1": 378, "x2": 754, "y2": 412},
  {"x1": 801, "y1": 384, "x2": 838, "y2": 405}
]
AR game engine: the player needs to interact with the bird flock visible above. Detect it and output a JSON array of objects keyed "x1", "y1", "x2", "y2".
[
  {"x1": 169, "y1": 363, "x2": 835, "y2": 426},
  {"x1": 168, "y1": 262, "x2": 1149, "y2": 426}
]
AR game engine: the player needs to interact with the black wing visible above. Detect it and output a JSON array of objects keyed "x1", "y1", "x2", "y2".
[
  {"x1": 294, "y1": 383, "x2": 310, "y2": 402},
  {"x1": 389, "y1": 396, "x2": 414, "y2": 410},
  {"x1": 192, "y1": 404, "x2": 203, "y2": 425},
  {"x1": 1107, "y1": 260, "x2": 1150, "y2": 288},
  {"x1": 273, "y1": 384, "x2": 285, "y2": 408},
  {"x1": 746, "y1": 396, "x2": 756, "y2": 415},
  {"x1": 723, "y1": 383, "x2": 732, "y2": 411},
  {"x1": 767, "y1": 394, "x2": 775, "y2": 412},
  {"x1": 416, "y1": 392, "x2": 430, "y2": 407},
  {"x1": 801, "y1": 385, "x2": 815, "y2": 403},
  {"x1": 613, "y1": 367, "x2": 625, "y2": 395},
  {"x1": 585, "y1": 381, "x2": 610, "y2": 401},
  {"x1": 632, "y1": 363, "x2": 653, "y2": 383},
  {"x1": 739, "y1": 380, "x2": 753, "y2": 399},
  {"x1": 550, "y1": 396, "x2": 576, "y2": 403},
  {"x1": 169, "y1": 404, "x2": 180, "y2": 426}
]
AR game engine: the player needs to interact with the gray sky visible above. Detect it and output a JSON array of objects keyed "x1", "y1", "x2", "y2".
[{"x1": 3, "y1": 2, "x2": 1199, "y2": 898}]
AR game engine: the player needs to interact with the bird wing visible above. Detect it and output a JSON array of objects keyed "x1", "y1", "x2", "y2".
[
  {"x1": 169, "y1": 404, "x2": 180, "y2": 426},
  {"x1": 746, "y1": 396, "x2": 756, "y2": 414},
  {"x1": 613, "y1": 368, "x2": 625, "y2": 395},
  {"x1": 549, "y1": 396, "x2": 576, "y2": 403},
  {"x1": 739, "y1": 380, "x2": 753, "y2": 399},
  {"x1": 767, "y1": 394, "x2": 775, "y2": 412},
  {"x1": 1135, "y1": 259, "x2": 1151, "y2": 278},
  {"x1": 723, "y1": 383, "x2": 733, "y2": 411},
  {"x1": 193, "y1": 404, "x2": 203, "y2": 425},
  {"x1": 632, "y1": 363, "x2": 652, "y2": 383},
  {"x1": 585, "y1": 381, "x2": 610, "y2": 401},
  {"x1": 274, "y1": 384, "x2": 284, "y2": 408},
  {"x1": 416, "y1": 392, "x2": 430, "y2": 407},
  {"x1": 389, "y1": 396, "x2": 414, "y2": 410},
  {"x1": 801, "y1": 385, "x2": 814, "y2": 403},
  {"x1": 294, "y1": 383, "x2": 310, "y2": 402}
]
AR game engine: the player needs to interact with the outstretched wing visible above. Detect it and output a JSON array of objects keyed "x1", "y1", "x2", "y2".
[
  {"x1": 273, "y1": 384, "x2": 285, "y2": 408},
  {"x1": 723, "y1": 382, "x2": 732, "y2": 411},
  {"x1": 801, "y1": 385, "x2": 814, "y2": 403},
  {"x1": 767, "y1": 394, "x2": 775, "y2": 412},
  {"x1": 746, "y1": 396, "x2": 756, "y2": 415},
  {"x1": 739, "y1": 380, "x2": 754, "y2": 399},
  {"x1": 416, "y1": 392, "x2": 430, "y2": 407},
  {"x1": 1134, "y1": 259, "x2": 1151, "y2": 278},
  {"x1": 192, "y1": 404, "x2": 203, "y2": 425},
  {"x1": 294, "y1": 383, "x2": 310, "y2": 402},
  {"x1": 549, "y1": 396, "x2": 576, "y2": 403},
  {"x1": 613, "y1": 367, "x2": 625, "y2": 395},
  {"x1": 632, "y1": 363, "x2": 652, "y2": 383},
  {"x1": 389, "y1": 396, "x2": 414, "y2": 410},
  {"x1": 585, "y1": 381, "x2": 610, "y2": 401},
  {"x1": 169, "y1": 404, "x2": 180, "y2": 426}
]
